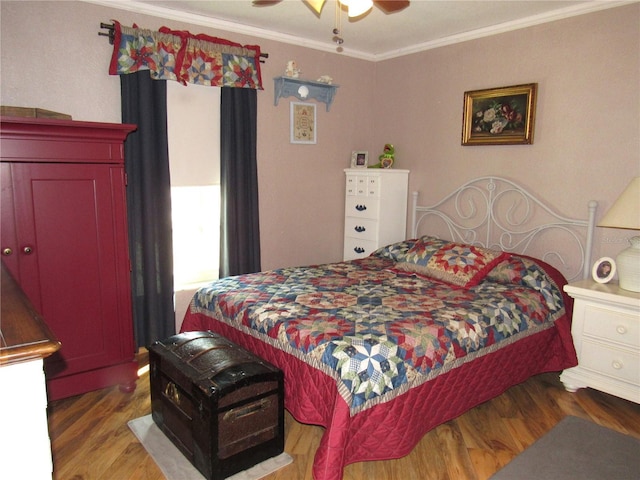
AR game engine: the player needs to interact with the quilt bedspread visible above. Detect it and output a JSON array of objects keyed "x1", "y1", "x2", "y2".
[{"x1": 191, "y1": 250, "x2": 565, "y2": 415}]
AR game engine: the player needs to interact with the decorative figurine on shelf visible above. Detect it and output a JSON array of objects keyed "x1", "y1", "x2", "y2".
[
  {"x1": 316, "y1": 75, "x2": 333, "y2": 84},
  {"x1": 369, "y1": 144, "x2": 395, "y2": 168},
  {"x1": 284, "y1": 60, "x2": 301, "y2": 78}
]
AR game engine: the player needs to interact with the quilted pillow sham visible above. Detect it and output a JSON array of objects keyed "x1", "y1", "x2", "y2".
[
  {"x1": 396, "y1": 236, "x2": 509, "y2": 288},
  {"x1": 372, "y1": 238, "x2": 419, "y2": 263}
]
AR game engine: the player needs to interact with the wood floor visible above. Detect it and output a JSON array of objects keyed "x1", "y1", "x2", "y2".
[{"x1": 48, "y1": 349, "x2": 640, "y2": 480}]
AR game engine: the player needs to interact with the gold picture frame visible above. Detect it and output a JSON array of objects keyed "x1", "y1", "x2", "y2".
[
  {"x1": 462, "y1": 83, "x2": 537, "y2": 146},
  {"x1": 290, "y1": 102, "x2": 316, "y2": 144}
]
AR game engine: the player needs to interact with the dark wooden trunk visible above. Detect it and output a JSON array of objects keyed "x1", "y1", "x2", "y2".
[{"x1": 149, "y1": 331, "x2": 284, "y2": 480}]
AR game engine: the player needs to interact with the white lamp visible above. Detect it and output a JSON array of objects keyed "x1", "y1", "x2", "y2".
[{"x1": 598, "y1": 176, "x2": 640, "y2": 292}]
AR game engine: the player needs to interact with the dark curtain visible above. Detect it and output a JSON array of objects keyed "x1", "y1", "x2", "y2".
[
  {"x1": 121, "y1": 71, "x2": 176, "y2": 347},
  {"x1": 220, "y1": 87, "x2": 261, "y2": 277}
]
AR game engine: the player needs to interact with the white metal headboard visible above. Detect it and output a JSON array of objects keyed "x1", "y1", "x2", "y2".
[{"x1": 411, "y1": 176, "x2": 597, "y2": 281}]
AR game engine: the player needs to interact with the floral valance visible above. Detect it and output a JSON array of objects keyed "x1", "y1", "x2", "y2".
[{"x1": 109, "y1": 21, "x2": 263, "y2": 89}]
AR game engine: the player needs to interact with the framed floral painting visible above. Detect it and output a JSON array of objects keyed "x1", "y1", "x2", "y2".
[{"x1": 462, "y1": 83, "x2": 537, "y2": 145}]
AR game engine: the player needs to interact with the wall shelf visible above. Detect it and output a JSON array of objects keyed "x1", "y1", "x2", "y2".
[{"x1": 274, "y1": 76, "x2": 339, "y2": 112}]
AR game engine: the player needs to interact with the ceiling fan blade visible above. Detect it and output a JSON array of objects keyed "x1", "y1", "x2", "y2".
[
  {"x1": 304, "y1": 0, "x2": 327, "y2": 15},
  {"x1": 374, "y1": 0, "x2": 410, "y2": 13},
  {"x1": 252, "y1": 0, "x2": 283, "y2": 6}
]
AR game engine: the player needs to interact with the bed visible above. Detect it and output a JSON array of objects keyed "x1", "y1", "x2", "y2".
[{"x1": 181, "y1": 176, "x2": 597, "y2": 480}]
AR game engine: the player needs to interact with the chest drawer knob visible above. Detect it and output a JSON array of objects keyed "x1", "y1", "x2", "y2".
[
  {"x1": 355, "y1": 204, "x2": 367, "y2": 211},
  {"x1": 354, "y1": 226, "x2": 365, "y2": 232},
  {"x1": 354, "y1": 247, "x2": 365, "y2": 254},
  {"x1": 616, "y1": 325, "x2": 628, "y2": 335},
  {"x1": 612, "y1": 360, "x2": 623, "y2": 370}
]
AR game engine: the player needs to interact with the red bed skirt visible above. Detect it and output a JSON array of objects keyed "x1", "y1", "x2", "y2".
[{"x1": 181, "y1": 306, "x2": 577, "y2": 480}]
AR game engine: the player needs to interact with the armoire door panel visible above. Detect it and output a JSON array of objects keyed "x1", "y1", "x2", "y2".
[{"x1": 9, "y1": 163, "x2": 128, "y2": 377}]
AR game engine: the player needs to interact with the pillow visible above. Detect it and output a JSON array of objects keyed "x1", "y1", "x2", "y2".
[
  {"x1": 485, "y1": 255, "x2": 530, "y2": 286},
  {"x1": 372, "y1": 238, "x2": 420, "y2": 263},
  {"x1": 396, "y1": 237, "x2": 509, "y2": 288},
  {"x1": 484, "y1": 254, "x2": 565, "y2": 313}
]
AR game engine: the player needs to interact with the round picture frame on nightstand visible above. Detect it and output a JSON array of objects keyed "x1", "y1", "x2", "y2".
[{"x1": 592, "y1": 257, "x2": 616, "y2": 283}]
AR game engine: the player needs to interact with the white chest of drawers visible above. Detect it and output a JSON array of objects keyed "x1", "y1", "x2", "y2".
[
  {"x1": 343, "y1": 168, "x2": 409, "y2": 261},
  {"x1": 560, "y1": 279, "x2": 640, "y2": 403}
]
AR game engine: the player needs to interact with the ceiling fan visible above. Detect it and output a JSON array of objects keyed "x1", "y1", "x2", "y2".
[{"x1": 253, "y1": 0, "x2": 410, "y2": 18}]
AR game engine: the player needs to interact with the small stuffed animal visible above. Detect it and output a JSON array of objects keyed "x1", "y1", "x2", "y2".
[
  {"x1": 369, "y1": 144, "x2": 395, "y2": 168},
  {"x1": 285, "y1": 60, "x2": 301, "y2": 78}
]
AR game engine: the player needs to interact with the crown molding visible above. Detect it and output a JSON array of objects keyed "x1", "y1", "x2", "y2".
[
  {"x1": 85, "y1": 0, "x2": 635, "y2": 62},
  {"x1": 375, "y1": 1, "x2": 636, "y2": 61}
]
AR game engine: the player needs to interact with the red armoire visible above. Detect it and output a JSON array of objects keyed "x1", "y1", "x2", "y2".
[{"x1": 1, "y1": 116, "x2": 138, "y2": 400}]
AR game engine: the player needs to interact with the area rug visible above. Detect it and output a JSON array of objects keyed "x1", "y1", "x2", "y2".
[
  {"x1": 128, "y1": 415, "x2": 293, "y2": 480},
  {"x1": 490, "y1": 415, "x2": 640, "y2": 480}
]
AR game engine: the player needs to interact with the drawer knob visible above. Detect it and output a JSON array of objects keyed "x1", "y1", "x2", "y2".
[
  {"x1": 355, "y1": 226, "x2": 365, "y2": 232},
  {"x1": 354, "y1": 247, "x2": 365, "y2": 254},
  {"x1": 355, "y1": 204, "x2": 367, "y2": 211},
  {"x1": 2, "y1": 247, "x2": 12, "y2": 256},
  {"x1": 612, "y1": 360, "x2": 623, "y2": 370},
  {"x1": 616, "y1": 325, "x2": 627, "y2": 335}
]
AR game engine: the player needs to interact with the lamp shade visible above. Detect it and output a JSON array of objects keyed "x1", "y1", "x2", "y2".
[{"x1": 598, "y1": 176, "x2": 640, "y2": 230}]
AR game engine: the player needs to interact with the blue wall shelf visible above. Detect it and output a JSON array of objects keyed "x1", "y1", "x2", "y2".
[{"x1": 274, "y1": 76, "x2": 339, "y2": 112}]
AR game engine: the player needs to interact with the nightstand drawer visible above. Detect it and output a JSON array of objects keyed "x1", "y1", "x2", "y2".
[
  {"x1": 583, "y1": 306, "x2": 639, "y2": 349},
  {"x1": 580, "y1": 340, "x2": 640, "y2": 385}
]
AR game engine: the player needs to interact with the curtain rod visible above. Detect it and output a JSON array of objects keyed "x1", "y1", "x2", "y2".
[{"x1": 99, "y1": 22, "x2": 269, "y2": 63}]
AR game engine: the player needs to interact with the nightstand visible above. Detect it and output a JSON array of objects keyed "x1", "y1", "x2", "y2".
[{"x1": 560, "y1": 279, "x2": 640, "y2": 403}]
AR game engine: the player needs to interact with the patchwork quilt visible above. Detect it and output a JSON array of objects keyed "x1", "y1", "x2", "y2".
[{"x1": 190, "y1": 237, "x2": 566, "y2": 415}]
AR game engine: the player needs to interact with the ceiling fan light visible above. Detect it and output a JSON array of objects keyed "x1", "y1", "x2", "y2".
[{"x1": 341, "y1": 0, "x2": 373, "y2": 17}]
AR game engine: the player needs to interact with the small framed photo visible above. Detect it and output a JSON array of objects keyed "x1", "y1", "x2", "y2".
[
  {"x1": 592, "y1": 257, "x2": 616, "y2": 284},
  {"x1": 351, "y1": 151, "x2": 368, "y2": 168},
  {"x1": 290, "y1": 102, "x2": 316, "y2": 144}
]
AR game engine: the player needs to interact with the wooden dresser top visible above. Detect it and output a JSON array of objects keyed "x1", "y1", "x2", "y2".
[{"x1": 0, "y1": 262, "x2": 60, "y2": 366}]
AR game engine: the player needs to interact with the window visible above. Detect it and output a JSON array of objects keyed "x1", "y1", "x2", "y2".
[
  {"x1": 166, "y1": 81, "x2": 221, "y2": 289},
  {"x1": 171, "y1": 185, "x2": 220, "y2": 287}
]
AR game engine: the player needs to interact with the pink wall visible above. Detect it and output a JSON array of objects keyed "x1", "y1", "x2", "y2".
[
  {"x1": 1, "y1": 1, "x2": 638, "y2": 275},
  {"x1": 372, "y1": 4, "x2": 639, "y2": 266}
]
